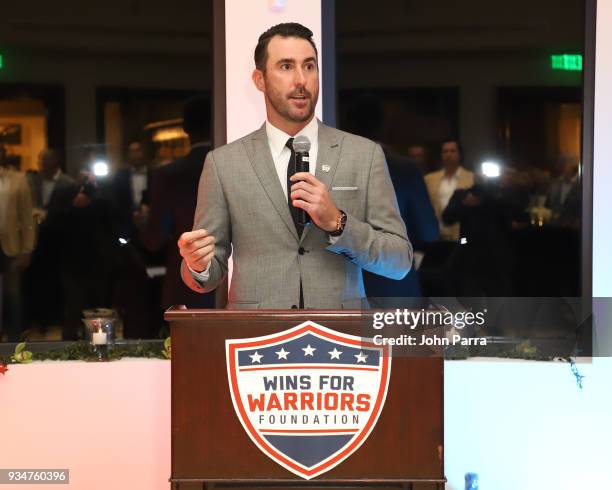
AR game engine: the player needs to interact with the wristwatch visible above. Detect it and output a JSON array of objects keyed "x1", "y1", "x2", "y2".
[{"x1": 329, "y1": 210, "x2": 347, "y2": 237}]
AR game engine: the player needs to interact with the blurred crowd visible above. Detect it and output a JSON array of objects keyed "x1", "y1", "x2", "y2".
[
  {"x1": 416, "y1": 138, "x2": 580, "y2": 299},
  {"x1": 0, "y1": 95, "x2": 581, "y2": 342},
  {"x1": 345, "y1": 96, "x2": 581, "y2": 305},
  {"x1": 0, "y1": 97, "x2": 214, "y2": 342}
]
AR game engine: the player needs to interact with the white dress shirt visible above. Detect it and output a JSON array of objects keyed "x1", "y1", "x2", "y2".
[
  {"x1": 190, "y1": 117, "x2": 320, "y2": 280},
  {"x1": 131, "y1": 168, "x2": 148, "y2": 208},
  {"x1": 265, "y1": 116, "x2": 319, "y2": 199},
  {"x1": 437, "y1": 167, "x2": 462, "y2": 239},
  {"x1": 437, "y1": 168, "x2": 461, "y2": 212}
]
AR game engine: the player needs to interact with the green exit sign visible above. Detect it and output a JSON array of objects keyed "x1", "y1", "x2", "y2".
[
  {"x1": 0, "y1": 54, "x2": 3, "y2": 69},
  {"x1": 551, "y1": 54, "x2": 582, "y2": 71}
]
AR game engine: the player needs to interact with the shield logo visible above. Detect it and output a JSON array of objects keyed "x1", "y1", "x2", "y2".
[{"x1": 226, "y1": 321, "x2": 391, "y2": 479}]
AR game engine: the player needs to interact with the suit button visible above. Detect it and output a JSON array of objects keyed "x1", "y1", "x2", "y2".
[
  {"x1": 298, "y1": 247, "x2": 305, "y2": 255},
  {"x1": 291, "y1": 305, "x2": 298, "y2": 309}
]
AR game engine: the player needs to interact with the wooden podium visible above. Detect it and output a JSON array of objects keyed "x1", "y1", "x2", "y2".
[{"x1": 165, "y1": 308, "x2": 444, "y2": 490}]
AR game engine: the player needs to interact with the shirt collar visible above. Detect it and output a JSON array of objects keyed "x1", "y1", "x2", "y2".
[
  {"x1": 265, "y1": 117, "x2": 319, "y2": 159},
  {"x1": 442, "y1": 166, "x2": 462, "y2": 181}
]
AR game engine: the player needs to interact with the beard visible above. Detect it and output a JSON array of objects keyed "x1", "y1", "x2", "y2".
[{"x1": 264, "y1": 80, "x2": 318, "y2": 124}]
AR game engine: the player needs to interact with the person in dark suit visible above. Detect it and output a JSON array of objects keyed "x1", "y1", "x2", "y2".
[
  {"x1": 111, "y1": 141, "x2": 154, "y2": 246},
  {"x1": 442, "y1": 173, "x2": 521, "y2": 296},
  {"x1": 344, "y1": 95, "x2": 438, "y2": 305},
  {"x1": 26, "y1": 150, "x2": 78, "y2": 329},
  {"x1": 31, "y1": 150, "x2": 77, "y2": 220},
  {"x1": 58, "y1": 172, "x2": 117, "y2": 340},
  {"x1": 144, "y1": 96, "x2": 216, "y2": 309},
  {"x1": 367, "y1": 149, "x2": 438, "y2": 301},
  {"x1": 108, "y1": 141, "x2": 162, "y2": 338}
]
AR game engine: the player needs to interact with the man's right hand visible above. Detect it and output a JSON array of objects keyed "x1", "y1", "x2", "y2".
[{"x1": 178, "y1": 229, "x2": 216, "y2": 273}]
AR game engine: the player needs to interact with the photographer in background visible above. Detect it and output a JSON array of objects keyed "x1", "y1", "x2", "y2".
[
  {"x1": 58, "y1": 167, "x2": 116, "y2": 340},
  {"x1": 424, "y1": 139, "x2": 474, "y2": 242},
  {"x1": 442, "y1": 162, "x2": 527, "y2": 296}
]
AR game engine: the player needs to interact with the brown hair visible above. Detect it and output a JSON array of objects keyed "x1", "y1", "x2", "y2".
[{"x1": 254, "y1": 22, "x2": 318, "y2": 71}]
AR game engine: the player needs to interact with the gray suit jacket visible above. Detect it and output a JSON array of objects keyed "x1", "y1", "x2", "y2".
[{"x1": 181, "y1": 121, "x2": 412, "y2": 309}]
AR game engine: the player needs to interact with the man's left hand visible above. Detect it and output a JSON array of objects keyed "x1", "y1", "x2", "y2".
[{"x1": 290, "y1": 172, "x2": 341, "y2": 232}]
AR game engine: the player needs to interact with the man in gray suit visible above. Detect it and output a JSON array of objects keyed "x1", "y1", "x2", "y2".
[{"x1": 178, "y1": 23, "x2": 411, "y2": 309}]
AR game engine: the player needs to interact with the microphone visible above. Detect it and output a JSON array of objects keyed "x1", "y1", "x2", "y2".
[{"x1": 291, "y1": 136, "x2": 311, "y2": 226}]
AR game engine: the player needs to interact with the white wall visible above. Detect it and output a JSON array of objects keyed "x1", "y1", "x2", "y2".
[
  {"x1": 224, "y1": 0, "x2": 322, "y2": 143},
  {"x1": 593, "y1": 1, "x2": 612, "y2": 299},
  {"x1": 2, "y1": 358, "x2": 610, "y2": 490},
  {"x1": 444, "y1": 358, "x2": 612, "y2": 490}
]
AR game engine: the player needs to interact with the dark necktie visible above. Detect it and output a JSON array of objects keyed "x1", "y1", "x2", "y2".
[
  {"x1": 285, "y1": 138, "x2": 304, "y2": 308},
  {"x1": 285, "y1": 138, "x2": 303, "y2": 237}
]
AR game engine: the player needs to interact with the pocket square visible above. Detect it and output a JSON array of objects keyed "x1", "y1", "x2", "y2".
[{"x1": 332, "y1": 186, "x2": 359, "y2": 191}]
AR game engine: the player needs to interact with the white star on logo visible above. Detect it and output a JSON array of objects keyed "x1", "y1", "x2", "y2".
[
  {"x1": 328, "y1": 348, "x2": 342, "y2": 360},
  {"x1": 302, "y1": 344, "x2": 316, "y2": 356},
  {"x1": 249, "y1": 351, "x2": 263, "y2": 364},
  {"x1": 275, "y1": 348, "x2": 290, "y2": 360},
  {"x1": 355, "y1": 351, "x2": 368, "y2": 363}
]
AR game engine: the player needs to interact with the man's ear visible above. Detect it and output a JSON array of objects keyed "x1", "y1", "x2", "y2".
[{"x1": 252, "y1": 69, "x2": 265, "y2": 93}]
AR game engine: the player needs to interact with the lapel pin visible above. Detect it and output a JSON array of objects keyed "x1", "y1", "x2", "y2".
[{"x1": 321, "y1": 165, "x2": 330, "y2": 173}]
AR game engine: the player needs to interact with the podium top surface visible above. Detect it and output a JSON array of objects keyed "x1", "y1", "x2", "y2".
[{"x1": 164, "y1": 306, "x2": 370, "y2": 322}]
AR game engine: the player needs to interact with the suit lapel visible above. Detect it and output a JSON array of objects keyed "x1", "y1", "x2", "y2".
[
  {"x1": 244, "y1": 124, "x2": 299, "y2": 241},
  {"x1": 314, "y1": 121, "x2": 342, "y2": 191}
]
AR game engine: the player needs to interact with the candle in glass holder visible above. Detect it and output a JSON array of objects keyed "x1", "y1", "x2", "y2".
[{"x1": 92, "y1": 330, "x2": 108, "y2": 345}]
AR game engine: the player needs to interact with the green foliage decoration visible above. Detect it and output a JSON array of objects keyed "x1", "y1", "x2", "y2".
[{"x1": 0, "y1": 340, "x2": 170, "y2": 366}]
